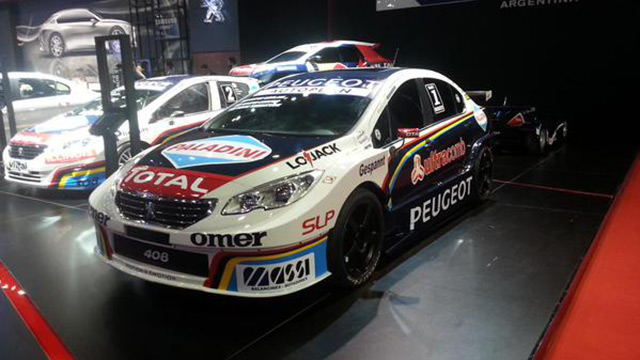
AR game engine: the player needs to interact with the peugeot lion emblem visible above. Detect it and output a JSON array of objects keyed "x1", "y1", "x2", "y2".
[
  {"x1": 18, "y1": 147, "x2": 24, "y2": 156},
  {"x1": 145, "y1": 201, "x2": 156, "y2": 220}
]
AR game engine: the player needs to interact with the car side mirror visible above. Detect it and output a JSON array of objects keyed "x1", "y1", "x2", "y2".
[
  {"x1": 397, "y1": 128, "x2": 421, "y2": 139},
  {"x1": 307, "y1": 55, "x2": 322, "y2": 63},
  {"x1": 170, "y1": 110, "x2": 185, "y2": 118},
  {"x1": 90, "y1": 18, "x2": 98, "y2": 25}
]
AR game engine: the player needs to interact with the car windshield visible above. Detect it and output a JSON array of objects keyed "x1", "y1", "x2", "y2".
[
  {"x1": 266, "y1": 51, "x2": 306, "y2": 64},
  {"x1": 66, "y1": 89, "x2": 162, "y2": 116},
  {"x1": 206, "y1": 93, "x2": 371, "y2": 137}
]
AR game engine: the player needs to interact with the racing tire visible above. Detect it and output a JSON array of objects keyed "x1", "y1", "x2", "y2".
[
  {"x1": 559, "y1": 121, "x2": 568, "y2": 142},
  {"x1": 526, "y1": 128, "x2": 548, "y2": 155},
  {"x1": 329, "y1": 189, "x2": 384, "y2": 288},
  {"x1": 117, "y1": 142, "x2": 148, "y2": 167},
  {"x1": 49, "y1": 33, "x2": 65, "y2": 58},
  {"x1": 470, "y1": 147, "x2": 493, "y2": 203}
]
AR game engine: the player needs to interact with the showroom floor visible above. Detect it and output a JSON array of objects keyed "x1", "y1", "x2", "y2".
[{"x1": 0, "y1": 142, "x2": 635, "y2": 360}]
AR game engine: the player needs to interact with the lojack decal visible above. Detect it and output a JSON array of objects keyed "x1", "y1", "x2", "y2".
[{"x1": 286, "y1": 143, "x2": 341, "y2": 170}]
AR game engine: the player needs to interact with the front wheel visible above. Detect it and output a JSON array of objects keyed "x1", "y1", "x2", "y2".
[
  {"x1": 526, "y1": 128, "x2": 548, "y2": 155},
  {"x1": 329, "y1": 189, "x2": 384, "y2": 287}
]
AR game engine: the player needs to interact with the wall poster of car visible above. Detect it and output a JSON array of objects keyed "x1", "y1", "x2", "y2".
[{"x1": 15, "y1": 0, "x2": 134, "y2": 88}]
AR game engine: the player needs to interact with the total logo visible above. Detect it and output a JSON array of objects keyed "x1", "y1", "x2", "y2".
[
  {"x1": 162, "y1": 135, "x2": 272, "y2": 169},
  {"x1": 236, "y1": 253, "x2": 315, "y2": 293},
  {"x1": 120, "y1": 166, "x2": 232, "y2": 199},
  {"x1": 286, "y1": 143, "x2": 341, "y2": 170}
]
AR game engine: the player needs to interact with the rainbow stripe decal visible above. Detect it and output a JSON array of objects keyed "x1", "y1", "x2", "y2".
[
  {"x1": 57, "y1": 166, "x2": 106, "y2": 189},
  {"x1": 386, "y1": 112, "x2": 474, "y2": 195}
]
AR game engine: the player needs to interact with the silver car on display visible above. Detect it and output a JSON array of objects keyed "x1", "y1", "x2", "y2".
[{"x1": 16, "y1": 8, "x2": 134, "y2": 58}]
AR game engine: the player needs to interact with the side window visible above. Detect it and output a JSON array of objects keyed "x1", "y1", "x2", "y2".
[
  {"x1": 339, "y1": 46, "x2": 362, "y2": 64},
  {"x1": 423, "y1": 79, "x2": 461, "y2": 121},
  {"x1": 217, "y1": 82, "x2": 249, "y2": 108},
  {"x1": 313, "y1": 48, "x2": 340, "y2": 63},
  {"x1": 372, "y1": 80, "x2": 424, "y2": 148},
  {"x1": 55, "y1": 82, "x2": 71, "y2": 95},
  {"x1": 17, "y1": 79, "x2": 57, "y2": 99},
  {"x1": 154, "y1": 83, "x2": 209, "y2": 121}
]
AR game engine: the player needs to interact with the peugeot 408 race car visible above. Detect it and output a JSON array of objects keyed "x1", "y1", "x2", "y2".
[
  {"x1": 88, "y1": 68, "x2": 493, "y2": 297},
  {"x1": 229, "y1": 40, "x2": 392, "y2": 84},
  {"x1": 3, "y1": 75, "x2": 259, "y2": 189}
]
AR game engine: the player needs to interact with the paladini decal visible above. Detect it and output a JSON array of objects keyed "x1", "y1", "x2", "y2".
[{"x1": 162, "y1": 135, "x2": 272, "y2": 168}]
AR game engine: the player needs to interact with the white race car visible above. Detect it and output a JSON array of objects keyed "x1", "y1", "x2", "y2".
[
  {"x1": 3, "y1": 75, "x2": 259, "y2": 189},
  {"x1": 229, "y1": 40, "x2": 392, "y2": 84},
  {"x1": 88, "y1": 68, "x2": 493, "y2": 297}
]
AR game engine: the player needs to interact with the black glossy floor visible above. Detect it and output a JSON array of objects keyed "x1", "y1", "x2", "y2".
[{"x1": 0, "y1": 142, "x2": 635, "y2": 360}]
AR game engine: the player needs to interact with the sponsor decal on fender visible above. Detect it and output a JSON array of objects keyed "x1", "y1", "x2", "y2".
[
  {"x1": 286, "y1": 143, "x2": 341, "y2": 170},
  {"x1": 88, "y1": 206, "x2": 110, "y2": 226},
  {"x1": 236, "y1": 253, "x2": 315, "y2": 293},
  {"x1": 45, "y1": 149, "x2": 99, "y2": 164},
  {"x1": 409, "y1": 176, "x2": 472, "y2": 230},
  {"x1": 190, "y1": 231, "x2": 267, "y2": 248},
  {"x1": 120, "y1": 166, "x2": 233, "y2": 199},
  {"x1": 359, "y1": 156, "x2": 386, "y2": 176},
  {"x1": 302, "y1": 210, "x2": 335, "y2": 236},
  {"x1": 162, "y1": 135, "x2": 272, "y2": 169},
  {"x1": 411, "y1": 138, "x2": 466, "y2": 185}
]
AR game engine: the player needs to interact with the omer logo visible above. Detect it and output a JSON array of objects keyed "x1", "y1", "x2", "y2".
[{"x1": 190, "y1": 231, "x2": 267, "y2": 247}]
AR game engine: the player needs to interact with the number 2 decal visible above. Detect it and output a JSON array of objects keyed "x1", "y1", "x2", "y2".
[
  {"x1": 425, "y1": 83, "x2": 445, "y2": 114},
  {"x1": 220, "y1": 84, "x2": 237, "y2": 104}
]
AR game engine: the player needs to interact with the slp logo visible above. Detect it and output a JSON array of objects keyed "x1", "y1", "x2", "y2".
[
  {"x1": 236, "y1": 254, "x2": 315, "y2": 293},
  {"x1": 162, "y1": 135, "x2": 272, "y2": 169},
  {"x1": 286, "y1": 143, "x2": 340, "y2": 170}
]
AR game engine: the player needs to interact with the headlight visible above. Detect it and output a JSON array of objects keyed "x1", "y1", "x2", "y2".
[
  {"x1": 222, "y1": 170, "x2": 324, "y2": 215},
  {"x1": 109, "y1": 146, "x2": 155, "y2": 199}
]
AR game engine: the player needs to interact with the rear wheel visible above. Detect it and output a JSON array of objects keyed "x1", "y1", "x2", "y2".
[
  {"x1": 329, "y1": 189, "x2": 384, "y2": 287},
  {"x1": 471, "y1": 147, "x2": 493, "y2": 202},
  {"x1": 49, "y1": 33, "x2": 65, "y2": 58},
  {"x1": 526, "y1": 128, "x2": 548, "y2": 155}
]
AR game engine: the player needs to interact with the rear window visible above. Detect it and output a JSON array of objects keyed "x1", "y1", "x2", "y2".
[{"x1": 266, "y1": 51, "x2": 306, "y2": 64}]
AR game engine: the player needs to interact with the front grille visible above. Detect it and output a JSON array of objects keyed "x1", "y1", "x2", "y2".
[
  {"x1": 9, "y1": 144, "x2": 47, "y2": 160},
  {"x1": 115, "y1": 191, "x2": 216, "y2": 229},
  {"x1": 7, "y1": 171, "x2": 44, "y2": 183}
]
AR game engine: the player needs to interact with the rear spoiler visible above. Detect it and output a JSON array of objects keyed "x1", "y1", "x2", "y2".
[{"x1": 466, "y1": 90, "x2": 492, "y2": 104}]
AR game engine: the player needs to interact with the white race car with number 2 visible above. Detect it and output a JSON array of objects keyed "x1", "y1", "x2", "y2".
[{"x1": 88, "y1": 68, "x2": 493, "y2": 297}]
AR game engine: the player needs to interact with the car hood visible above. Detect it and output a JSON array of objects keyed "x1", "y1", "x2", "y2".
[
  {"x1": 98, "y1": 19, "x2": 130, "y2": 27},
  {"x1": 120, "y1": 129, "x2": 346, "y2": 199}
]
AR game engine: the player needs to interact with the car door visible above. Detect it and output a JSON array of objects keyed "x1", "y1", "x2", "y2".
[
  {"x1": 148, "y1": 82, "x2": 213, "y2": 143},
  {"x1": 371, "y1": 78, "x2": 432, "y2": 213},
  {"x1": 10, "y1": 78, "x2": 70, "y2": 131},
  {"x1": 56, "y1": 10, "x2": 96, "y2": 49},
  {"x1": 420, "y1": 78, "x2": 471, "y2": 183}
]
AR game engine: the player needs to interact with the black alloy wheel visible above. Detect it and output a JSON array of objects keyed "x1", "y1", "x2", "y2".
[
  {"x1": 330, "y1": 189, "x2": 384, "y2": 287},
  {"x1": 472, "y1": 147, "x2": 493, "y2": 202}
]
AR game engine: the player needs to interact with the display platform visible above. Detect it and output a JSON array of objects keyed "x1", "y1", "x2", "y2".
[{"x1": 0, "y1": 142, "x2": 635, "y2": 360}]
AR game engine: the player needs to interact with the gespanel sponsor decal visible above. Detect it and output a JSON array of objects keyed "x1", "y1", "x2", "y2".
[
  {"x1": 236, "y1": 253, "x2": 316, "y2": 293},
  {"x1": 162, "y1": 135, "x2": 272, "y2": 168},
  {"x1": 190, "y1": 231, "x2": 267, "y2": 248},
  {"x1": 260, "y1": 77, "x2": 380, "y2": 97},
  {"x1": 359, "y1": 155, "x2": 386, "y2": 176},
  {"x1": 120, "y1": 166, "x2": 233, "y2": 199},
  {"x1": 411, "y1": 137, "x2": 466, "y2": 185},
  {"x1": 409, "y1": 176, "x2": 472, "y2": 230},
  {"x1": 286, "y1": 143, "x2": 341, "y2": 170}
]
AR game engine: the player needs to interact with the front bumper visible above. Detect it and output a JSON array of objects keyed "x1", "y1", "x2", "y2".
[
  {"x1": 93, "y1": 223, "x2": 331, "y2": 298},
  {"x1": 2, "y1": 149, "x2": 106, "y2": 190}
]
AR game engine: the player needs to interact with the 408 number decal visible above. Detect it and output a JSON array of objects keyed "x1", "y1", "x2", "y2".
[{"x1": 144, "y1": 249, "x2": 169, "y2": 263}]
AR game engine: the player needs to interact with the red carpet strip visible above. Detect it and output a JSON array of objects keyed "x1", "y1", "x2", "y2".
[
  {"x1": 534, "y1": 155, "x2": 640, "y2": 360},
  {"x1": 0, "y1": 261, "x2": 75, "y2": 360},
  {"x1": 493, "y1": 179, "x2": 614, "y2": 199}
]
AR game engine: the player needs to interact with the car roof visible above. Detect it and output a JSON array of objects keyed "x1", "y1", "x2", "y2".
[
  {"x1": 2, "y1": 72, "x2": 73, "y2": 83},
  {"x1": 287, "y1": 40, "x2": 377, "y2": 53}
]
